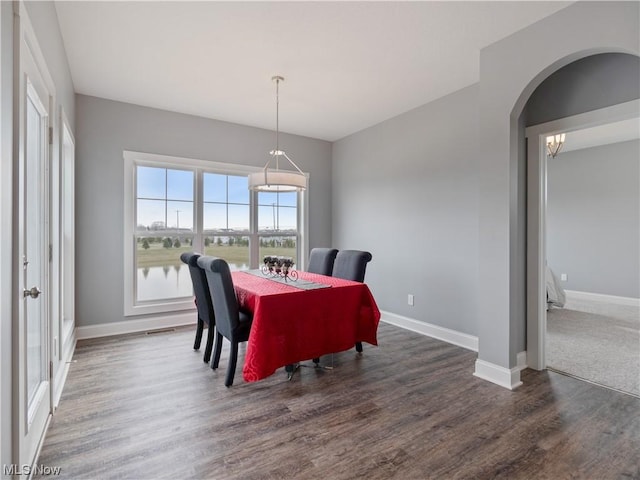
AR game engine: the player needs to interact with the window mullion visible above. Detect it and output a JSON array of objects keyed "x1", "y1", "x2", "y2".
[
  {"x1": 194, "y1": 168, "x2": 203, "y2": 252},
  {"x1": 250, "y1": 189, "x2": 259, "y2": 268},
  {"x1": 164, "y1": 168, "x2": 168, "y2": 231},
  {"x1": 226, "y1": 176, "x2": 230, "y2": 231}
]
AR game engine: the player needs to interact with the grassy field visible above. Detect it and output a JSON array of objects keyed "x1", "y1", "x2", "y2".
[{"x1": 136, "y1": 243, "x2": 296, "y2": 268}]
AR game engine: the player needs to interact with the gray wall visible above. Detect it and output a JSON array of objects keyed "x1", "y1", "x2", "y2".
[
  {"x1": 332, "y1": 84, "x2": 479, "y2": 335},
  {"x1": 547, "y1": 140, "x2": 640, "y2": 298},
  {"x1": 332, "y1": 1, "x2": 639, "y2": 376},
  {"x1": 75, "y1": 94, "x2": 332, "y2": 327},
  {"x1": 0, "y1": 2, "x2": 13, "y2": 473}
]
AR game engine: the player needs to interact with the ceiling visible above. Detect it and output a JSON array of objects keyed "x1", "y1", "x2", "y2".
[
  {"x1": 563, "y1": 117, "x2": 640, "y2": 153},
  {"x1": 54, "y1": 1, "x2": 571, "y2": 142}
]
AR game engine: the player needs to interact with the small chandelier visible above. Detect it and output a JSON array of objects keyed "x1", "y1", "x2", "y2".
[
  {"x1": 546, "y1": 133, "x2": 566, "y2": 158},
  {"x1": 248, "y1": 76, "x2": 307, "y2": 192}
]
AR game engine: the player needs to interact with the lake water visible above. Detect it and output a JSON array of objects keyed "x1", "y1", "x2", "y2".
[{"x1": 137, "y1": 263, "x2": 248, "y2": 302}]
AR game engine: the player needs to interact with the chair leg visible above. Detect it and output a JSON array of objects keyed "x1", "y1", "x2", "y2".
[
  {"x1": 193, "y1": 318, "x2": 204, "y2": 350},
  {"x1": 309, "y1": 357, "x2": 333, "y2": 371},
  {"x1": 211, "y1": 330, "x2": 223, "y2": 370},
  {"x1": 355, "y1": 341, "x2": 363, "y2": 353},
  {"x1": 203, "y1": 324, "x2": 215, "y2": 363},
  {"x1": 285, "y1": 363, "x2": 300, "y2": 380},
  {"x1": 225, "y1": 341, "x2": 239, "y2": 387}
]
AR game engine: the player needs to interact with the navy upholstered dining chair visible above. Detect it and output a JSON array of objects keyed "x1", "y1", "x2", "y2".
[
  {"x1": 307, "y1": 248, "x2": 339, "y2": 276},
  {"x1": 197, "y1": 256, "x2": 253, "y2": 387},
  {"x1": 332, "y1": 250, "x2": 373, "y2": 353},
  {"x1": 180, "y1": 252, "x2": 216, "y2": 363},
  {"x1": 307, "y1": 248, "x2": 338, "y2": 365}
]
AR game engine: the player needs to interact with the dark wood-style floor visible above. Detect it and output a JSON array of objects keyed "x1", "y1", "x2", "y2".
[{"x1": 35, "y1": 322, "x2": 639, "y2": 480}]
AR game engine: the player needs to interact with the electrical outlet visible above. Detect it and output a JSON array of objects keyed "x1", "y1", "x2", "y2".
[
  {"x1": 560, "y1": 273, "x2": 568, "y2": 282},
  {"x1": 408, "y1": 294, "x2": 414, "y2": 306}
]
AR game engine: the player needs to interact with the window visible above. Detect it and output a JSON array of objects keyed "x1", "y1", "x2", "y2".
[
  {"x1": 123, "y1": 151, "x2": 307, "y2": 316},
  {"x1": 135, "y1": 166, "x2": 195, "y2": 303},
  {"x1": 202, "y1": 173, "x2": 250, "y2": 269},
  {"x1": 257, "y1": 191, "x2": 298, "y2": 263}
]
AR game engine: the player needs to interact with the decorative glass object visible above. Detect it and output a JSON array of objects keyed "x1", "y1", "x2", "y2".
[{"x1": 262, "y1": 255, "x2": 298, "y2": 281}]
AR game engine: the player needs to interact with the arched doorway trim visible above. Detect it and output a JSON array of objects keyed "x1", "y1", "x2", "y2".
[{"x1": 474, "y1": 1, "x2": 638, "y2": 389}]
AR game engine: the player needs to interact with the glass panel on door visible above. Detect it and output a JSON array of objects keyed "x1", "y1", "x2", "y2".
[{"x1": 25, "y1": 91, "x2": 46, "y2": 412}]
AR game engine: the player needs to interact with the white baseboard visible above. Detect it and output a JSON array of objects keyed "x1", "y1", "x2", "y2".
[
  {"x1": 473, "y1": 359, "x2": 523, "y2": 390},
  {"x1": 381, "y1": 311, "x2": 478, "y2": 351},
  {"x1": 516, "y1": 351, "x2": 528, "y2": 371},
  {"x1": 565, "y1": 290, "x2": 640, "y2": 307},
  {"x1": 76, "y1": 313, "x2": 196, "y2": 340},
  {"x1": 379, "y1": 311, "x2": 525, "y2": 390},
  {"x1": 53, "y1": 329, "x2": 77, "y2": 409}
]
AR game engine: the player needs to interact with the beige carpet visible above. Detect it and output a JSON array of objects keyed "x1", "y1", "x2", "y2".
[{"x1": 546, "y1": 300, "x2": 639, "y2": 397}]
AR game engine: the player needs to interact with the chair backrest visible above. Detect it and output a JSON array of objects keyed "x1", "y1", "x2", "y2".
[
  {"x1": 180, "y1": 252, "x2": 214, "y2": 325},
  {"x1": 197, "y1": 256, "x2": 239, "y2": 340},
  {"x1": 307, "y1": 248, "x2": 339, "y2": 276},
  {"x1": 332, "y1": 250, "x2": 372, "y2": 283}
]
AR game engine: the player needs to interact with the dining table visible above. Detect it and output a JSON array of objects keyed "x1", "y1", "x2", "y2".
[{"x1": 231, "y1": 269, "x2": 381, "y2": 382}]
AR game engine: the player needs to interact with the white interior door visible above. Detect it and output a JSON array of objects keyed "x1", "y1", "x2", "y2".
[{"x1": 16, "y1": 7, "x2": 54, "y2": 467}]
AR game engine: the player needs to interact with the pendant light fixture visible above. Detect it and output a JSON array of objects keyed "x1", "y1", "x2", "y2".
[
  {"x1": 248, "y1": 76, "x2": 307, "y2": 192},
  {"x1": 546, "y1": 133, "x2": 566, "y2": 158}
]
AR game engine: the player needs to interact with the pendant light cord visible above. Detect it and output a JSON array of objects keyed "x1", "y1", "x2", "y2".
[
  {"x1": 248, "y1": 74, "x2": 306, "y2": 191},
  {"x1": 275, "y1": 77, "x2": 280, "y2": 170}
]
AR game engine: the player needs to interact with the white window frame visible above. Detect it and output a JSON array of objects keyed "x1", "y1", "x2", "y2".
[{"x1": 123, "y1": 150, "x2": 308, "y2": 316}]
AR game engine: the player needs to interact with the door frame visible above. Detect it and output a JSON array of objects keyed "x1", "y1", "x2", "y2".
[
  {"x1": 12, "y1": 1, "x2": 57, "y2": 470},
  {"x1": 52, "y1": 107, "x2": 76, "y2": 408},
  {"x1": 525, "y1": 99, "x2": 640, "y2": 370}
]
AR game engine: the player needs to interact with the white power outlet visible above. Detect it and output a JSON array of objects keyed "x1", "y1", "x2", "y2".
[
  {"x1": 408, "y1": 294, "x2": 414, "y2": 306},
  {"x1": 560, "y1": 273, "x2": 568, "y2": 281}
]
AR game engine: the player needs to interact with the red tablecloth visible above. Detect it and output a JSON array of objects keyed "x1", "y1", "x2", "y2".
[{"x1": 232, "y1": 271, "x2": 381, "y2": 382}]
